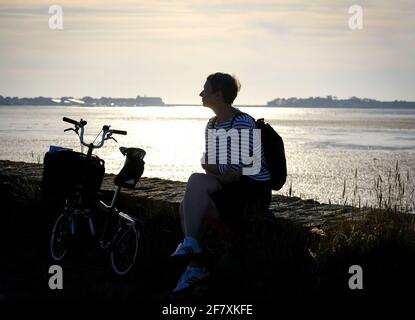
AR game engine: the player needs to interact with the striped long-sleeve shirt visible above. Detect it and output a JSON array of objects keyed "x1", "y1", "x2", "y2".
[{"x1": 204, "y1": 113, "x2": 271, "y2": 182}]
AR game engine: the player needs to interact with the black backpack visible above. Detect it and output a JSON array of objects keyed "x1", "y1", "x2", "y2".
[{"x1": 210, "y1": 109, "x2": 287, "y2": 191}]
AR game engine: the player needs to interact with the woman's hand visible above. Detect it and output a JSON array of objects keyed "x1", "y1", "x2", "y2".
[
  {"x1": 201, "y1": 152, "x2": 219, "y2": 175},
  {"x1": 201, "y1": 152, "x2": 242, "y2": 182},
  {"x1": 202, "y1": 163, "x2": 220, "y2": 175},
  {"x1": 220, "y1": 167, "x2": 242, "y2": 184}
]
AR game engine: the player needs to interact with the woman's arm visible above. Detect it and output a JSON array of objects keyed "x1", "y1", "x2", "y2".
[{"x1": 201, "y1": 163, "x2": 241, "y2": 184}]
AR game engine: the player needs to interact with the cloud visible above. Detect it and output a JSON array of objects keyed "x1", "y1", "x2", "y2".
[{"x1": 0, "y1": 0, "x2": 414, "y2": 102}]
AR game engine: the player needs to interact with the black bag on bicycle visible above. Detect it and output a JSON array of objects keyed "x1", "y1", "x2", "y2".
[
  {"x1": 42, "y1": 149, "x2": 105, "y2": 197},
  {"x1": 114, "y1": 147, "x2": 145, "y2": 189}
]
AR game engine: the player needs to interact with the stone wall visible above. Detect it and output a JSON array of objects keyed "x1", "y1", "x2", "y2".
[{"x1": 0, "y1": 160, "x2": 363, "y2": 229}]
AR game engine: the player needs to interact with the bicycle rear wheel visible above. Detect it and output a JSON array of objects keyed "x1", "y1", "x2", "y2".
[
  {"x1": 110, "y1": 225, "x2": 140, "y2": 275},
  {"x1": 50, "y1": 213, "x2": 71, "y2": 261}
]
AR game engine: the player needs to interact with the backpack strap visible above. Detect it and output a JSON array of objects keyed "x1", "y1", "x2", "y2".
[
  {"x1": 230, "y1": 109, "x2": 257, "y2": 128},
  {"x1": 210, "y1": 107, "x2": 254, "y2": 129},
  {"x1": 208, "y1": 116, "x2": 217, "y2": 129},
  {"x1": 230, "y1": 110, "x2": 244, "y2": 127}
]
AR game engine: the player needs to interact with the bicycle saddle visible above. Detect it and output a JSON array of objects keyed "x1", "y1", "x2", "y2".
[
  {"x1": 114, "y1": 147, "x2": 146, "y2": 189},
  {"x1": 119, "y1": 147, "x2": 146, "y2": 160}
]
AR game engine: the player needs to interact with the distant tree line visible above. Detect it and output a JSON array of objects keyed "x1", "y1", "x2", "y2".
[
  {"x1": 267, "y1": 96, "x2": 415, "y2": 108},
  {"x1": 0, "y1": 95, "x2": 165, "y2": 106},
  {"x1": 0, "y1": 96, "x2": 53, "y2": 105}
]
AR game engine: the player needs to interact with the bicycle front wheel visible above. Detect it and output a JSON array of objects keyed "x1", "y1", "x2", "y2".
[
  {"x1": 50, "y1": 213, "x2": 71, "y2": 261},
  {"x1": 110, "y1": 225, "x2": 140, "y2": 275}
]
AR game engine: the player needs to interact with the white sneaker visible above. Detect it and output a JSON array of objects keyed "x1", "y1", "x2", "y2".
[
  {"x1": 172, "y1": 266, "x2": 209, "y2": 293},
  {"x1": 170, "y1": 237, "x2": 202, "y2": 259}
]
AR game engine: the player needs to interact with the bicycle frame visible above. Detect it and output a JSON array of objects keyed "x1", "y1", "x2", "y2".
[{"x1": 97, "y1": 185, "x2": 121, "y2": 217}]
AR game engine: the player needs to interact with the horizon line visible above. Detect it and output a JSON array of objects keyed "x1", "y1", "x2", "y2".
[{"x1": 2, "y1": 95, "x2": 415, "y2": 105}]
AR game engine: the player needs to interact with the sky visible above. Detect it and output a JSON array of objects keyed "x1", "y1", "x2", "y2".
[{"x1": 0, "y1": 0, "x2": 414, "y2": 104}]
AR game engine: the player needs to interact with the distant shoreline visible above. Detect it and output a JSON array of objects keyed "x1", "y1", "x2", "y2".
[
  {"x1": 267, "y1": 97, "x2": 415, "y2": 109},
  {"x1": 1, "y1": 104, "x2": 415, "y2": 109},
  {"x1": 1, "y1": 95, "x2": 415, "y2": 108}
]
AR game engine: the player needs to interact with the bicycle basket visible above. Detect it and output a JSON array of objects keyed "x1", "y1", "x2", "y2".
[{"x1": 42, "y1": 150, "x2": 105, "y2": 197}]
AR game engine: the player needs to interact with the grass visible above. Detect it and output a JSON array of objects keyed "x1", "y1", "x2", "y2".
[
  {"x1": 313, "y1": 208, "x2": 415, "y2": 293},
  {"x1": 204, "y1": 205, "x2": 415, "y2": 297},
  {"x1": 30, "y1": 151, "x2": 42, "y2": 164},
  {"x1": 270, "y1": 161, "x2": 415, "y2": 295},
  {"x1": 355, "y1": 160, "x2": 414, "y2": 213},
  {"x1": 285, "y1": 160, "x2": 414, "y2": 214}
]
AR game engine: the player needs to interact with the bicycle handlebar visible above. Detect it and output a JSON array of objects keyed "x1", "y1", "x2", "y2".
[
  {"x1": 111, "y1": 129, "x2": 127, "y2": 135},
  {"x1": 63, "y1": 117, "x2": 87, "y2": 126},
  {"x1": 62, "y1": 116, "x2": 127, "y2": 152},
  {"x1": 63, "y1": 117, "x2": 79, "y2": 125}
]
